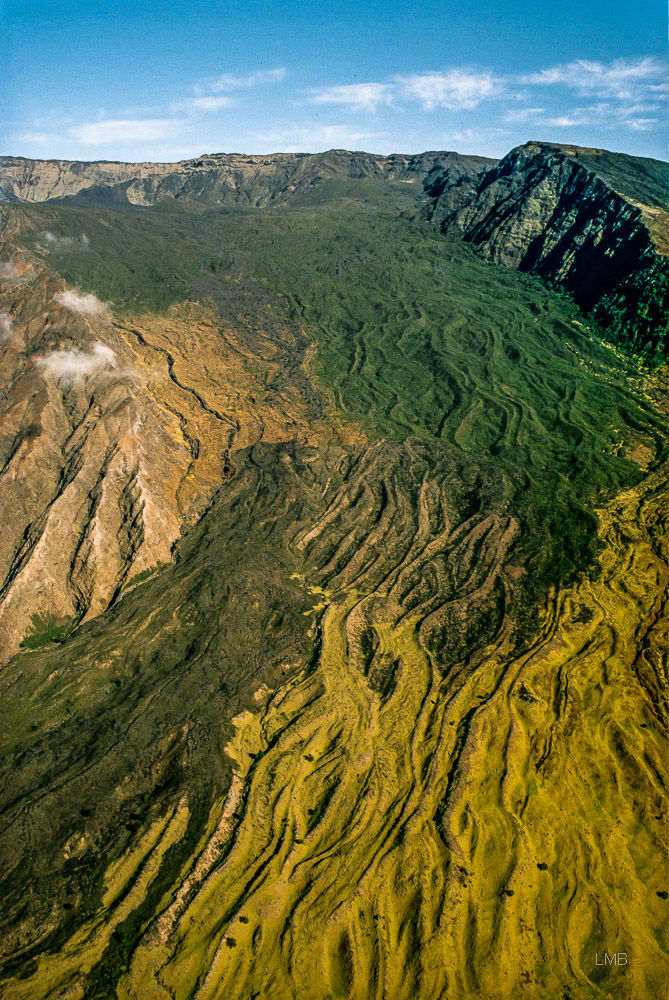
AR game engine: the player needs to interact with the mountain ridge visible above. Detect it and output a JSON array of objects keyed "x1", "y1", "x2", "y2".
[
  {"x1": 0, "y1": 149, "x2": 495, "y2": 208},
  {"x1": 422, "y1": 141, "x2": 668, "y2": 358}
]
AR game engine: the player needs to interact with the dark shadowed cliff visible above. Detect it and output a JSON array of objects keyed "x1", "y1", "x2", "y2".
[{"x1": 423, "y1": 141, "x2": 668, "y2": 358}]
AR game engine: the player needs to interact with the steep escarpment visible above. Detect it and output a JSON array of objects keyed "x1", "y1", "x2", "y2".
[
  {"x1": 425, "y1": 142, "x2": 665, "y2": 305},
  {"x1": 0, "y1": 215, "x2": 348, "y2": 661},
  {"x1": 424, "y1": 142, "x2": 669, "y2": 358},
  {"x1": 554, "y1": 144, "x2": 669, "y2": 250},
  {"x1": 2, "y1": 183, "x2": 666, "y2": 661},
  {"x1": 0, "y1": 149, "x2": 495, "y2": 208},
  {"x1": 6, "y1": 140, "x2": 665, "y2": 353}
]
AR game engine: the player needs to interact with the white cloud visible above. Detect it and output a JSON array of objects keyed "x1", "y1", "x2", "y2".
[
  {"x1": 253, "y1": 124, "x2": 384, "y2": 153},
  {"x1": 0, "y1": 262, "x2": 19, "y2": 281},
  {"x1": 42, "y1": 231, "x2": 90, "y2": 252},
  {"x1": 626, "y1": 117, "x2": 659, "y2": 132},
  {"x1": 0, "y1": 310, "x2": 25, "y2": 347},
  {"x1": 55, "y1": 290, "x2": 109, "y2": 315},
  {"x1": 210, "y1": 67, "x2": 287, "y2": 92},
  {"x1": 68, "y1": 118, "x2": 185, "y2": 146},
  {"x1": 510, "y1": 99, "x2": 662, "y2": 133},
  {"x1": 520, "y1": 57, "x2": 668, "y2": 101},
  {"x1": 171, "y1": 95, "x2": 234, "y2": 112},
  {"x1": 397, "y1": 70, "x2": 503, "y2": 110},
  {"x1": 303, "y1": 70, "x2": 503, "y2": 115},
  {"x1": 0, "y1": 261, "x2": 33, "y2": 285},
  {"x1": 441, "y1": 126, "x2": 511, "y2": 158},
  {"x1": 542, "y1": 114, "x2": 588, "y2": 127},
  {"x1": 36, "y1": 342, "x2": 117, "y2": 382},
  {"x1": 503, "y1": 107, "x2": 546, "y2": 124},
  {"x1": 309, "y1": 83, "x2": 393, "y2": 113},
  {"x1": 17, "y1": 131, "x2": 52, "y2": 145},
  {"x1": 0, "y1": 312, "x2": 14, "y2": 342}
]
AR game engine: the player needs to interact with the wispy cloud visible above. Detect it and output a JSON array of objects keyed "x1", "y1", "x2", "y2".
[
  {"x1": 397, "y1": 70, "x2": 503, "y2": 110},
  {"x1": 0, "y1": 262, "x2": 20, "y2": 282},
  {"x1": 11, "y1": 55, "x2": 665, "y2": 163},
  {"x1": 171, "y1": 95, "x2": 234, "y2": 112},
  {"x1": 541, "y1": 104, "x2": 661, "y2": 132},
  {"x1": 497, "y1": 58, "x2": 668, "y2": 137},
  {"x1": 308, "y1": 70, "x2": 503, "y2": 113},
  {"x1": 503, "y1": 107, "x2": 546, "y2": 124},
  {"x1": 55, "y1": 290, "x2": 109, "y2": 315},
  {"x1": 36, "y1": 342, "x2": 118, "y2": 382},
  {"x1": 625, "y1": 117, "x2": 659, "y2": 132},
  {"x1": 42, "y1": 231, "x2": 90, "y2": 252},
  {"x1": 253, "y1": 123, "x2": 384, "y2": 153},
  {"x1": 0, "y1": 310, "x2": 25, "y2": 347},
  {"x1": 309, "y1": 83, "x2": 393, "y2": 113},
  {"x1": 0, "y1": 312, "x2": 14, "y2": 342},
  {"x1": 520, "y1": 57, "x2": 668, "y2": 102},
  {"x1": 441, "y1": 126, "x2": 512, "y2": 157},
  {"x1": 0, "y1": 261, "x2": 34, "y2": 285},
  {"x1": 506, "y1": 98, "x2": 662, "y2": 134},
  {"x1": 301, "y1": 57, "x2": 665, "y2": 142},
  {"x1": 210, "y1": 67, "x2": 287, "y2": 92},
  {"x1": 18, "y1": 131, "x2": 52, "y2": 146},
  {"x1": 68, "y1": 118, "x2": 185, "y2": 146}
]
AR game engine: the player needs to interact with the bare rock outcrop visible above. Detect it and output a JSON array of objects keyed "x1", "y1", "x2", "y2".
[
  {"x1": 0, "y1": 149, "x2": 495, "y2": 208},
  {"x1": 424, "y1": 141, "x2": 668, "y2": 310}
]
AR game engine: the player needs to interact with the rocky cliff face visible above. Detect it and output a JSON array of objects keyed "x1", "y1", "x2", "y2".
[
  {"x1": 0, "y1": 149, "x2": 495, "y2": 208},
  {"x1": 424, "y1": 141, "x2": 668, "y2": 309}
]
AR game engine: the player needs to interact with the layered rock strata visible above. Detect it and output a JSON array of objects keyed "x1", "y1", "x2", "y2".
[
  {"x1": 0, "y1": 150, "x2": 495, "y2": 208},
  {"x1": 424, "y1": 141, "x2": 668, "y2": 309}
]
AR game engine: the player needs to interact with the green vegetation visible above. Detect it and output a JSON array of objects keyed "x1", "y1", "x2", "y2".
[
  {"x1": 3, "y1": 182, "x2": 668, "y2": 999},
  {"x1": 23, "y1": 179, "x2": 423, "y2": 314},
  {"x1": 20, "y1": 613, "x2": 74, "y2": 649},
  {"x1": 0, "y1": 449, "x2": 321, "y2": 988},
  {"x1": 592, "y1": 253, "x2": 669, "y2": 363},
  {"x1": 571, "y1": 147, "x2": 668, "y2": 214},
  {"x1": 122, "y1": 563, "x2": 165, "y2": 589},
  {"x1": 23, "y1": 194, "x2": 666, "y2": 595}
]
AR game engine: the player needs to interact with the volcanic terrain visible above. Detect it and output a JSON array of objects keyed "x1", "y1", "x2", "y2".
[{"x1": 0, "y1": 143, "x2": 667, "y2": 1000}]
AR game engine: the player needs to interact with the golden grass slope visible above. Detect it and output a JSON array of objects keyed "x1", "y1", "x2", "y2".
[{"x1": 3, "y1": 463, "x2": 666, "y2": 1000}]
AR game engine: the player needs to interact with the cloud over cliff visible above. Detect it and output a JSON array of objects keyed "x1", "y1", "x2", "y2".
[
  {"x1": 36, "y1": 342, "x2": 118, "y2": 382},
  {"x1": 55, "y1": 290, "x2": 109, "y2": 315},
  {"x1": 0, "y1": 312, "x2": 14, "y2": 342}
]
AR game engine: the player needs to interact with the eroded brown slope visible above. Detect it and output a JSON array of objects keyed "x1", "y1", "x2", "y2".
[
  {"x1": 0, "y1": 221, "x2": 356, "y2": 660},
  {"x1": 0, "y1": 162, "x2": 667, "y2": 1000}
]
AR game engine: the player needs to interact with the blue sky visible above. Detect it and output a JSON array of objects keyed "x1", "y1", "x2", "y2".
[{"x1": 2, "y1": 0, "x2": 667, "y2": 162}]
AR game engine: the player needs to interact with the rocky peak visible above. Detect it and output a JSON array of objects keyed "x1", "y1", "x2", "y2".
[{"x1": 424, "y1": 141, "x2": 668, "y2": 311}]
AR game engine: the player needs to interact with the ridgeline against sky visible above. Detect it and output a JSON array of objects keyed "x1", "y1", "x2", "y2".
[{"x1": 1, "y1": 0, "x2": 667, "y2": 162}]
